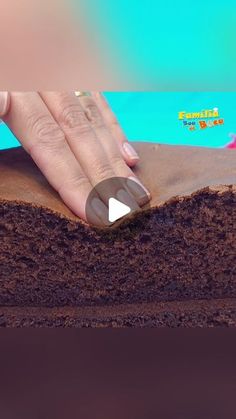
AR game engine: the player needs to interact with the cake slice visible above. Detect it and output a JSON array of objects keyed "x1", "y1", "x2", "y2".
[{"x1": 0, "y1": 143, "x2": 235, "y2": 327}]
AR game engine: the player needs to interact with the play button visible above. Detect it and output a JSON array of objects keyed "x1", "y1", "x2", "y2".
[
  {"x1": 108, "y1": 197, "x2": 131, "y2": 223},
  {"x1": 85, "y1": 176, "x2": 150, "y2": 227}
]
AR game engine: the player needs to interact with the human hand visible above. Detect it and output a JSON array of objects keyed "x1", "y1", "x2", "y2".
[{"x1": 2, "y1": 92, "x2": 150, "y2": 226}]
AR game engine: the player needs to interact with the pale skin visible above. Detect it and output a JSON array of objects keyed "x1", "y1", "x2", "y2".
[{"x1": 0, "y1": 92, "x2": 150, "y2": 226}]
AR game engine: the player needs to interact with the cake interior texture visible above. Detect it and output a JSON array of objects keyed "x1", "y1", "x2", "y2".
[{"x1": 0, "y1": 143, "x2": 235, "y2": 327}]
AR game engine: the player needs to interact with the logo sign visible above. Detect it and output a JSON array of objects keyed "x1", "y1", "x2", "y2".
[{"x1": 178, "y1": 107, "x2": 224, "y2": 132}]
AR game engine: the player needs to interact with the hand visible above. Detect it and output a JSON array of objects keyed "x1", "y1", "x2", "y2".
[{"x1": 2, "y1": 92, "x2": 150, "y2": 226}]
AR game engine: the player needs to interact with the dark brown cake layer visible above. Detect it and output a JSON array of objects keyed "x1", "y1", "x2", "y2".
[
  {"x1": 0, "y1": 144, "x2": 235, "y2": 312},
  {"x1": 0, "y1": 299, "x2": 236, "y2": 327}
]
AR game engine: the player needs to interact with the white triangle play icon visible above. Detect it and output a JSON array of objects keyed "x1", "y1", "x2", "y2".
[{"x1": 108, "y1": 197, "x2": 131, "y2": 223}]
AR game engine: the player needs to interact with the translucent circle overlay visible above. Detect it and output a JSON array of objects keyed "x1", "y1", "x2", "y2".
[{"x1": 85, "y1": 176, "x2": 150, "y2": 227}]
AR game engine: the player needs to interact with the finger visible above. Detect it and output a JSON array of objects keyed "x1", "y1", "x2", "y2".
[
  {"x1": 79, "y1": 94, "x2": 150, "y2": 206},
  {"x1": 39, "y1": 91, "x2": 141, "y2": 210},
  {"x1": 91, "y1": 92, "x2": 140, "y2": 168},
  {"x1": 3, "y1": 92, "x2": 108, "y2": 226},
  {"x1": 0, "y1": 92, "x2": 10, "y2": 118}
]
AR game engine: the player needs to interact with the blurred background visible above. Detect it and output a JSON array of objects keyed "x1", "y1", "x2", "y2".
[
  {"x1": 79, "y1": 0, "x2": 236, "y2": 90},
  {"x1": 0, "y1": 0, "x2": 236, "y2": 91},
  {"x1": 0, "y1": 0, "x2": 236, "y2": 149},
  {"x1": 0, "y1": 92, "x2": 235, "y2": 150}
]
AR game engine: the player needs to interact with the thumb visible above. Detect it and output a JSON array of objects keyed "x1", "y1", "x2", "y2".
[{"x1": 0, "y1": 92, "x2": 10, "y2": 118}]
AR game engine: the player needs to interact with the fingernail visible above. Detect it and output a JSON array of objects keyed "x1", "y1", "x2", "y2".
[
  {"x1": 123, "y1": 142, "x2": 139, "y2": 161},
  {"x1": 127, "y1": 177, "x2": 151, "y2": 206},
  {"x1": 0, "y1": 92, "x2": 9, "y2": 117},
  {"x1": 116, "y1": 189, "x2": 139, "y2": 211},
  {"x1": 91, "y1": 197, "x2": 109, "y2": 226}
]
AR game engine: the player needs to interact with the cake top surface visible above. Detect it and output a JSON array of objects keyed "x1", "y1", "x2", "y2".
[{"x1": 0, "y1": 143, "x2": 235, "y2": 222}]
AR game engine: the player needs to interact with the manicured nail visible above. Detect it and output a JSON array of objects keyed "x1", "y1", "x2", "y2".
[
  {"x1": 0, "y1": 92, "x2": 9, "y2": 117},
  {"x1": 116, "y1": 189, "x2": 139, "y2": 212},
  {"x1": 91, "y1": 197, "x2": 109, "y2": 226},
  {"x1": 123, "y1": 142, "x2": 139, "y2": 161},
  {"x1": 127, "y1": 177, "x2": 151, "y2": 206}
]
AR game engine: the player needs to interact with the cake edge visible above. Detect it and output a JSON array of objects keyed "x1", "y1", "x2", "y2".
[{"x1": 0, "y1": 183, "x2": 235, "y2": 229}]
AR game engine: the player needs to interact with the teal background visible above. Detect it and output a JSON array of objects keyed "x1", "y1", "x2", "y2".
[
  {"x1": 0, "y1": 92, "x2": 235, "y2": 150},
  {"x1": 78, "y1": 0, "x2": 236, "y2": 89},
  {"x1": 104, "y1": 92, "x2": 236, "y2": 147}
]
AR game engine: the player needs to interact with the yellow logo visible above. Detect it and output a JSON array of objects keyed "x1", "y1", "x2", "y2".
[{"x1": 178, "y1": 108, "x2": 224, "y2": 131}]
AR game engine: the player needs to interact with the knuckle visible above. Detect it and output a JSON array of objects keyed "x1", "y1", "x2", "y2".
[
  {"x1": 93, "y1": 162, "x2": 114, "y2": 180},
  {"x1": 109, "y1": 154, "x2": 125, "y2": 169},
  {"x1": 84, "y1": 103, "x2": 104, "y2": 128},
  {"x1": 59, "y1": 104, "x2": 90, "y2": 133},
  {"x1": 29, "y1": 114, "x2": 66, "y2": 152},
  {"x1": 58, "y1": 174, "x2": 88, "y2": 195}
]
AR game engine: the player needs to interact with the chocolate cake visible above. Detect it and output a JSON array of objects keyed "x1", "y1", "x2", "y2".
[{"x1": 0, "y1": 143, "x2": 235, "y2": 327}]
